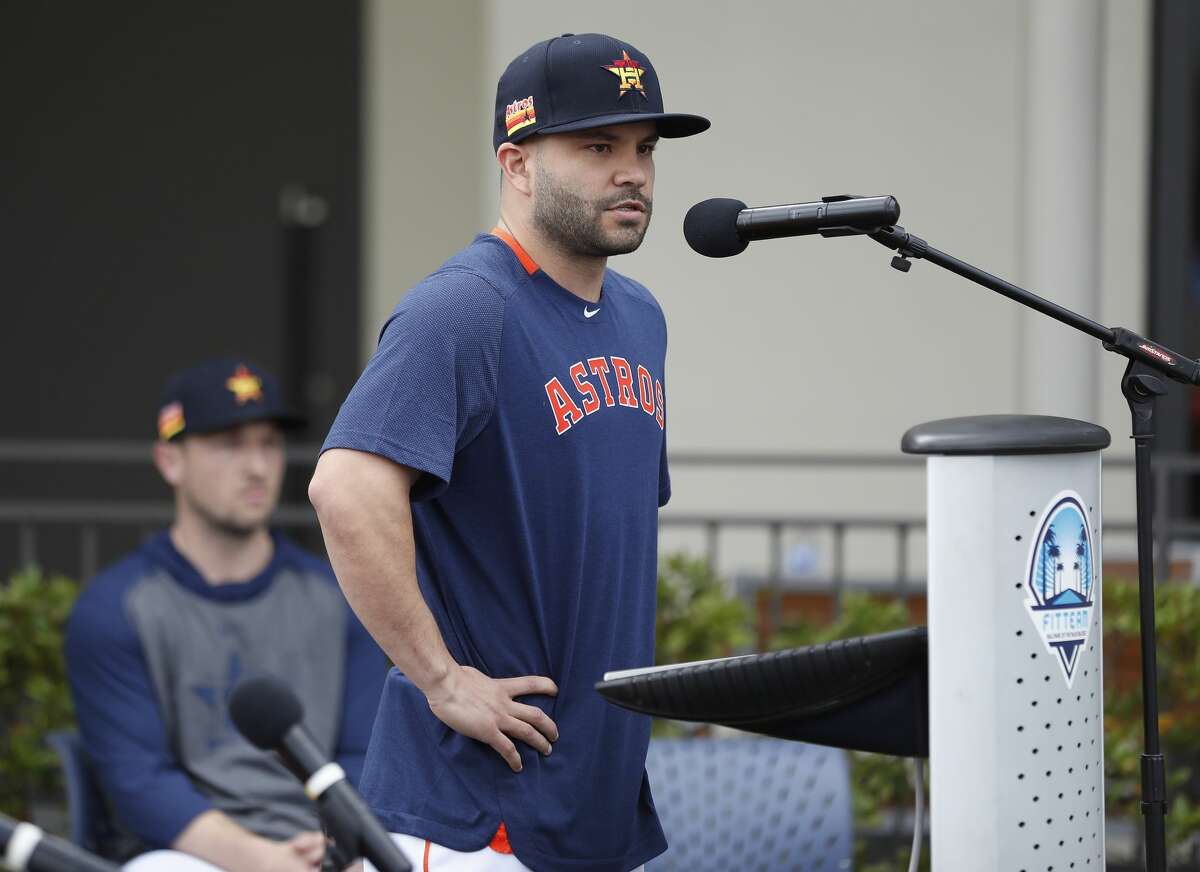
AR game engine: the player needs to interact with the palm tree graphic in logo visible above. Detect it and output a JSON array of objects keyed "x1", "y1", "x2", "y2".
[{"x1": 1025, "y1": 494, "x2": 1095, "y2": 685}]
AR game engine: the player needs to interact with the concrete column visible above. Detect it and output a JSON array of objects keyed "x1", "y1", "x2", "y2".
[{"x1": 1021, "y1": 0, "x2": 1103, "y2": 421}]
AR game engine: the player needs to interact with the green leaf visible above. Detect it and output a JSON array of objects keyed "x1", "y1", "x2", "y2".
[{"x1": 0, "y1": 566, "x2": 80, "y2": 817}]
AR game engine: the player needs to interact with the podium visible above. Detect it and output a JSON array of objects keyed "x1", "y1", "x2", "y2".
[
  {"x1": 907, "y1": 414, "x2": 1108, "y2": 870},
  {"x1": 598, "y1": 414, "x2": 1110, "y2": 871}
]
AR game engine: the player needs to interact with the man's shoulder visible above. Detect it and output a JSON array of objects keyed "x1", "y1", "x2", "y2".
[
  {"x1": 439, "y1": 234, "x2": 530, "y2": 296},
  {"x1": 75, "y1": 549, "x2": 156, "y2": 607},
  {"x1": 377, "y1": 271, "x2": 509, "y2": 357},
  {"x1": 606, "y1": 268, "x2": 667, "y2": 339},
  {"x1": 67, "y1": 549, "x2": 156, "y2": 650},
  {"x1": 374, "y1": 247, "x2": 518, "y2": 361},
  {"x1": 606, "y1": 268, "x2": 664, "y2": 312},
  {"x1": 399, "y1": 236, "x2": 526, "y2": 316}
]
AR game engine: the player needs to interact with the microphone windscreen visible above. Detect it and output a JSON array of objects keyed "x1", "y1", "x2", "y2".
[
  {"x1": 683, "y1": 198, "x2": 748, "y2": 258},
  {"x1": 229, "y1": 676, "x2": 304, "y2": 750}
]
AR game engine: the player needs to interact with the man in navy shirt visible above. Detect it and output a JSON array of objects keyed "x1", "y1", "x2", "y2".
[
  {"x1": 310, "y1": 33, "x2": 708, "y2": 872},
  {"x1": 66, "y1": 360, "x2": 389, "y2": 872}
]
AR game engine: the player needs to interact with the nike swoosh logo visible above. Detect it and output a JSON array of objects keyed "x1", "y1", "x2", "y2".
[{"x1": 584, "y1": 307, "x2": 600, "y2": 318}]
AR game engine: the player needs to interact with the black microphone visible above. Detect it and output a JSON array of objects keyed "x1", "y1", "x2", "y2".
[
  {"x1": 684, "y1": 194, "x2": 901, "y2": 257},
  {"x1": 228, "y1": 677, "x2": 412, "y2": 872},
  {"x1": 1, "y1": 813, "x2": 121, "y2": 872}
]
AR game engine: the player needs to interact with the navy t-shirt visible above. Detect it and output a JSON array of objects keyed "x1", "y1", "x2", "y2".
[{"x1": 322, "y1": 231, "x2": 669, "y2": 872}]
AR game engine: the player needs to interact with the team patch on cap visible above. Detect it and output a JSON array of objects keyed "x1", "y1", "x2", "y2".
[
  {"x1": 603, "y1": 50, "x2": 648, "y2": 99},
  {"x1": 226, "y1": 365, "x2": 264, "y2": 405},
  {"x1": 158, "y1": 401, "x2": 185, "y2": 440},
  {"x1": 505, "y1": 95, "x2": 537, "y2": 136}
]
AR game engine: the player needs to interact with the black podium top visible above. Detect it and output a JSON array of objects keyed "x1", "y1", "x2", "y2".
[
  {"x1": 901, "y1": 414, "x2": 1110, "y2": 456},
  {"x1": 597, "y1": 628, "x2": 928, "y2": 756}
]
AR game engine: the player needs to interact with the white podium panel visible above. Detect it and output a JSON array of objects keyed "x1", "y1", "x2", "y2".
[{"x1": 927, "y1": 451, "x2": 1104, "y2": 871}]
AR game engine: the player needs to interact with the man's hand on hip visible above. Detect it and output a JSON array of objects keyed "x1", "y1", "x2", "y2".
[{"x1": 426, "y1": 665, "x2": 559, "y2": 772}]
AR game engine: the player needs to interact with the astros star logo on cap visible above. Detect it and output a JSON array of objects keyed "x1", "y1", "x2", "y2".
[
  {"x1": 226, "y1": 364, "x2": 264, "y2": 405},
  {"x1": 603, "y1": 50, "x2": 648, "y2": 99}
]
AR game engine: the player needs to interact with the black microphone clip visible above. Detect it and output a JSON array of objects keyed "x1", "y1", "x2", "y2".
[{"x1": 809, "y1": 194, "x2": 879, "y2": 238}]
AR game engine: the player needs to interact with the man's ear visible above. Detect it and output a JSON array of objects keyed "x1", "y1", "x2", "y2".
[
  {"x1": 497, "y1": 141, "x2": 535, "y2": 196},
  {"x1": 152, "y1": 439, "x2": 185, "y2": 488}
]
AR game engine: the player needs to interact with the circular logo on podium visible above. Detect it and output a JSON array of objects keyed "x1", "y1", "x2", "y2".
[{"x1": 1023, "y1": 491, "x2": 1096, "y2": 687}]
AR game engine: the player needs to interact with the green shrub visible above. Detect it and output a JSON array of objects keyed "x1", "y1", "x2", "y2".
[
  {"x1": 0, "y1": 567, "x2": 79, "y2": 818},
  {"x1": 768, "y1": 592, "x2": 912, "y2": 651},
  {"x1": 655, "y1": 553, "x2": 751, "y2": 666},
  {"x1": 1103, "y1": 578, "x2": 1200, "y2": 862}
]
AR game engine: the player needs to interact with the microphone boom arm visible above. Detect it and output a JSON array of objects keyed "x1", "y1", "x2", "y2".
[{"x1": 867, "y1": 224, "x2": 1200, "y2": 386}]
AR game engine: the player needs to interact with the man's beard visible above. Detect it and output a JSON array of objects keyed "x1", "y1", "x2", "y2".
[
  {"x1": 532, "y1": 162, "x2": 652, "y2": 258},
  {"x1": 184, "y1": 490, "x2": 266, "y2": 539}
]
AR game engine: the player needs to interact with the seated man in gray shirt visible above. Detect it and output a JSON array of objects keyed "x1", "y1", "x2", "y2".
[{"x1": 65, "y1": 359, "x2": 388, "y2": 872}]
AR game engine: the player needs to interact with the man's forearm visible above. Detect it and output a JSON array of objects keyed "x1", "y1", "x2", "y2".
[
  {"x1": 309, "y1": 449, "x2": 457, "y2": 693},
  {"x1": 172, "y1": 810, "x2": 279, "y2": 872},
  {"x1": 311, "y1": 449, "x2": 559, "y2": 773}
]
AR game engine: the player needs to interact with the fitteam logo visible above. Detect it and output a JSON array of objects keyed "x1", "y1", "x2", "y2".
[
  {"x1": 603, "y1": 50, "x2": 648, "y2": 99},
  {"x1": 1023, "y1": 491, "x2": 1097, "y2": 686},
  {"x1": 505, "y1": 95, "x2": 537, "y2": 136}
]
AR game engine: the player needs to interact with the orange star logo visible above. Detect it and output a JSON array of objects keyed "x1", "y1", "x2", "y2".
[
  {"x1": 226, "y1": 365, "x2": 264, "y2": 405},
  {"x1": 603, "y1": 50, "x2": 648, "y2": 99}
]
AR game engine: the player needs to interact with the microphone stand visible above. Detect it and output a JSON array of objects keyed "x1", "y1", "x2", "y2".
[{"x1": 867, "y1": 224, "x2": 1183, "y2": 872}]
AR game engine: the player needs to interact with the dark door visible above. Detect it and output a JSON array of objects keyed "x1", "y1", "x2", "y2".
[
  {"x1": 1149, "y1": 0, "x2": 1200, "y2": 518},
  {"x1": 0, "y1": 2, "x2": 361, "y2": 573}
]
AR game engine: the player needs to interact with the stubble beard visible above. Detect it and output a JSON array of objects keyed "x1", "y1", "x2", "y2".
[
  {"x1": 531, "y1": 161, "x2": 652, "y2": 258},
  {"x1": 183, "y1": 489, "x2": 268, "y2": 540}
]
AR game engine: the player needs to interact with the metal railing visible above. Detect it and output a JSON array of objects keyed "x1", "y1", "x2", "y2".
[{"x1": 2, "y1": 441, "x2": 1191, "y2": 613}]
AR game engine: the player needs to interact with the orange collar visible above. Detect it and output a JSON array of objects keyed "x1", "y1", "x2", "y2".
[{"x1": 490, "y1": 226, "x2": 539, "y2": 276}]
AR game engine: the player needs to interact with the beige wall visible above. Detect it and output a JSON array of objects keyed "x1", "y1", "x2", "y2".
[
  {"x1": 363, "y1": 0, "x2": 488, "y2": 355},
  {"x1": 366, "y1": 0, "x2": 1151, "y2": 577}
]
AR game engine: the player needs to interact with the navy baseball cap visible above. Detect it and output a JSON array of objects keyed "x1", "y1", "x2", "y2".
[
  {"x1": 156, "y1": 358, "x2": 303, "y2": 441},
  {"x1": 493, "y1": 33, "x2": 710, "y2": 151}
]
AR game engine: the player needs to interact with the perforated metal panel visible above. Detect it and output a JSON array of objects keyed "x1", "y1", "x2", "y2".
[
  {"x1": 644, "y1": 738, "x2": 852, "y2": 872},
  {"x1": 926, "y1": 451, "x2": 1105, "y2": 871}
]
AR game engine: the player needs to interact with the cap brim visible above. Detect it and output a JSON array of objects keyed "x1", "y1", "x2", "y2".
[
  {"x1": 516, "y1": 111, "x2": 711, "y2": 142},
  {"x1": 182, "y1": 408, "x2": 307, "y2": 438}
]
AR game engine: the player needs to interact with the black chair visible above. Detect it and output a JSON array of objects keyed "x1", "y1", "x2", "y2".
[
  {"x1": 644, "y1": 736, "x2": 852, "y2": 871},
  {"x1": 45, "y1": 730, "x2": 127, "y2": 858}
]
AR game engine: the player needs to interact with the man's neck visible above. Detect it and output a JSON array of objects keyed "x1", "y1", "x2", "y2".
[
  {"x1": 497, "y1": 214, "x2": 606, "y2": 303},
  {"x1": 169, "y1": 515, "x2": 274, "y2": 586}
]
